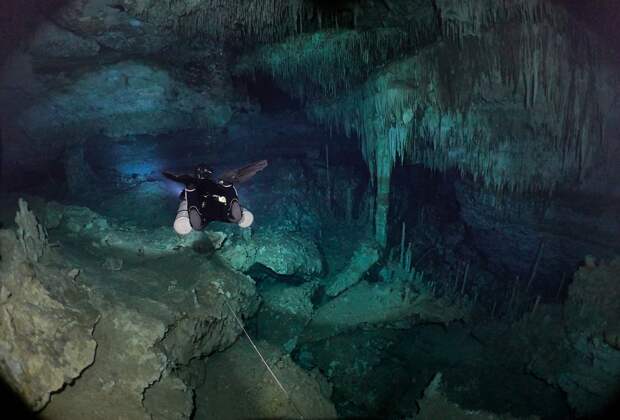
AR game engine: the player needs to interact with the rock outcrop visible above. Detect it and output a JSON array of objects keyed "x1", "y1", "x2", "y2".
[
  {"x1": 14, "y1": 198, "x2": 48, "y2": 263},
  {"x1": 565, "y1": 257, "x2": 620, "y2": 349},
  {"x1": 195, "y1": 337, "x2": 337, "y2": 419},
  {"x1": 302, "y1": 278, "x2": 469, "y2": 342},
  {"x1": 325, "y1": 239, "x2": 380, "y2": 297},
  {"x1": 257, "y1": 280, "x2": 318, "y2": 351},
  {"x1": 1, "y1": 199, "x2": 261, "y2": 419},
  {"x1": 556, "y1": 258, "x2": 620, "y2": 415},
  {"x1": 44, "y1": 201, "x2": 211, "y2": 256},
  {"x1": 218, "y1": 229, "x2": 323, "y2": 278},
  {"x1": 455, "y1": 180, "x2": 620, "y2": 283},
  {"x1": 18, "y1": 61, "x2": 232, "y2": 142},
  {"x1": 483, "y1": 257, "x2": 620, "y2": 418},
  {"x1": 0, "y1": 0, "x2": 240, "y2": 191},
  {"x1": 416, "y1": 373, "x2": 538, "y2": 420},
  {"x1": 0, "y1": 230, "x2": 98, "y2": 410}
]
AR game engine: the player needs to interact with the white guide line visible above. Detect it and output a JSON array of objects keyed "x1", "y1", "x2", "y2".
[{"x1": 224, "y1": 301, "x2": 306, "y2": 420}]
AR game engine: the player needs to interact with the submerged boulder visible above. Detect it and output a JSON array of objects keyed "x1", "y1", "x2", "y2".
[
  {"x1": 261, "y1": 281, "x2": 317, "y2": 321},
  {"x1": 218, "y1": 229, "x2": 323, "y2": 278}
]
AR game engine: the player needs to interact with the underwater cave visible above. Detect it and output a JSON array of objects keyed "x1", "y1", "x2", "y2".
[{"x1": 1, "y1": 0, "x2": 620, "y2": 419}]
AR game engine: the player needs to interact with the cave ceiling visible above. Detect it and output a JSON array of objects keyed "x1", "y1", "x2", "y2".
[{"x1": 1, "y1": 0, "x2": 619, "y2": 198}]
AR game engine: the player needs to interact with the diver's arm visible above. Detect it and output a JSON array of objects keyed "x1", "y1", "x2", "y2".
[
  {"x1": 219, "y1": 160, "x2": 268, "y2": 185},
  {"x1": 162, "y1": 171, "x2": 195, "y2": 186}
]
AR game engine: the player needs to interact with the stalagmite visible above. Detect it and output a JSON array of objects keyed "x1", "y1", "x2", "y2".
[
  {"x1": 556, "y1": 273, "x2": 566, "y2": 300},
  {"x1": 400, "y1": 221, "x2": 406, "y2": 267},
  {"x1": 375, "y1": 135, "x2": 391, "y2": 247},
  {"x1": 345, "y1": 186, "x2": 353, "y2": 223},
  {"x1": 461, "y1": 262, "x2": 470, "y2": 295},
  {"x1": 325, "y1": 144, "x2": 331, "y2": 212},
  {"x1": 531, "y1": 295, "x2": 541, "y2": 316},
  {"x1": 15, "y1": 198, "x2": 48, "y2": 263},
  {"x1": 526, "y1": 240, "x2": 545, "y2": 292}
]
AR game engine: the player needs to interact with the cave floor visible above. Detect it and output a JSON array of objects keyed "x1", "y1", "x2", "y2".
[
  {"x1": 52, "y1": 227, "x2": 567, "y2": 420},
  {"x1": 1, "y1": 186, "x2": 575, "y2": 419}
]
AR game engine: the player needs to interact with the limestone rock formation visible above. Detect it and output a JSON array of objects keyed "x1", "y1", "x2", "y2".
[
  {"x1": 325, "y1": 239, "x2": 380, "y2": 296},
  {"x1": 0, "y1": 0, "x2": 239, "y2": 192},
  {"x1": 28, "y1": 21, "x2": 101, "y2": 59},
  {"x1": 486, "y1": 258, "x2": 620, "y2": 418},
  {"x1": 239, "y1": 0, "x2": 620, "y2": 247},
  {"x1": 261, "y1": 281, "x2": 317, "y2": 321},
  {"x1": 554, "y1": 258, "x2": 620, "y2": 415},
  {"x1": 14, "y1": 198, "x2": 48, "y2": 263},
  {"x1": 2, "y1": 199, "x2": 261, "y2": 419},
  {"x1": 2, "y1": 0, "x2": 620, "y2": 416},
  {"x1": 0, "y1": 230, "x2": 98, "y2": 410},
  {"x1": 123, "y1": 0, "x2": 305, "y2": 43},
  {"x1": 454, "y1": 180, "x2": 620, "y2": 281},
  {"x1": 44, "y1": 201, "x2": 208, "y2": 256},
  {"x1": 565, "y1": 257, "x2": 620, "y2": 348},
  {"x1": 18, "y1": 61, "x2": 232, "y2": 142},
  {"x1": 302, "y1": 279, "x2": 469, "y2": 342},
  {"x1": 218, "y1": 229, "x2": 323, "y2": 278},
  {"x1": 51, "y1": 0, "x2": 179, "y2": 54},
  {"x1": 257, "y1": 281, "x2": 318, "y2": 351},
  {"x1": 195, "y1": 337, "x2": 337, "y2": 419},
  {"x1": 416, "y1": 373, "x2": 538, "y2": 420}
]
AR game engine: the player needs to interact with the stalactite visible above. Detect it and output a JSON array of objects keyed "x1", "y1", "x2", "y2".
[
  {"x1": 436, "y1": 0, "x2": 555, "y2": 44},
  {"x1": 231, "y1": 0, "x2": 615, "y2": 244},
  {"x1": 237, "y1": 19, "x2": 438, "y2": 101},
  {"x1": 305, "y1": 8, "x2": 612, "y2": 195},
  {"x1": 128, "y1": 0, "x2": 306, "y2": 43}
]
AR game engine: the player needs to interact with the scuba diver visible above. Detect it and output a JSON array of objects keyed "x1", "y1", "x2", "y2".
[{"x1": 163, "y1": 160, "x2": 268, "y2": 235}]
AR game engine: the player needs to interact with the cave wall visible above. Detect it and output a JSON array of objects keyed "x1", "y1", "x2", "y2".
[
  {"x1": 238, "y1": 0, "x2": 620, "y2": 274},
  {"x1": 0, "y1": 0, "x2": 242, "y2": 191}
]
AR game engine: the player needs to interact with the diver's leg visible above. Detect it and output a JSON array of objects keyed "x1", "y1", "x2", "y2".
[
  {"x1": 228, "y1": 200, "x2": 242, "y2": 223},
  {"x1": 189, "y1": 207, "x2": 205, "y2": 230}
]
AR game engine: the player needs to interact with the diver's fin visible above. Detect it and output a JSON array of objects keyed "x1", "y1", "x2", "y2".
[{"x1": 219, "y1": 160, "x2": 268, "y2": 184}]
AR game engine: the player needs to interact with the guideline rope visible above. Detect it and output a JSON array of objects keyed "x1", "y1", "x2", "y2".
[{"x1": 225, "y1": 301, "x2": 306, "y2": 419}]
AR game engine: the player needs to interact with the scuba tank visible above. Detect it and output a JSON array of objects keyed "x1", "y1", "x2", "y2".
[
  {"x1": 174, "y1": 186, "x2": 203, "y2": 234},
  {"x1": 173, "y1": 199, "x2": 192, "y2": 235}
]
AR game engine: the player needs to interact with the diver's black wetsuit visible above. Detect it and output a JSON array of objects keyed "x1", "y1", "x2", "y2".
[
  {"x1": 164, "y1": 161, "x2": 267, "y2": 231},
  {"x1": 164, "y1": 173, "x2": 242, "y2": 229}
]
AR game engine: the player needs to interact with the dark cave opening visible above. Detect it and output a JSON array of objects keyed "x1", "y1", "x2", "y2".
[{"x1": 241, "y1": 72, "x2": 303, "y2": 113}]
